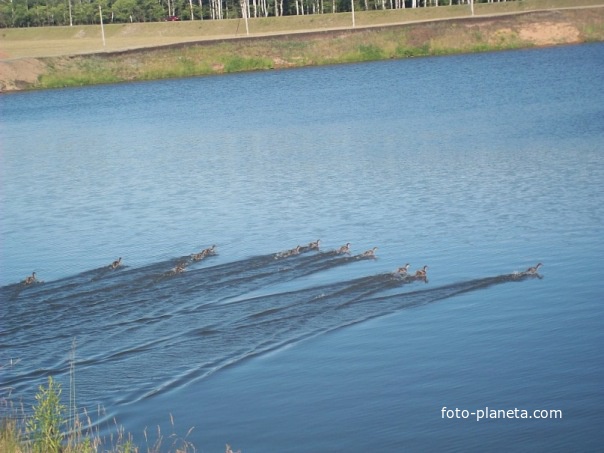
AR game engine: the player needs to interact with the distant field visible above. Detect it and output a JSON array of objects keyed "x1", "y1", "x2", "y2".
[{"x1": 2, "y1": 0, "x2": 603, "y2": 59}]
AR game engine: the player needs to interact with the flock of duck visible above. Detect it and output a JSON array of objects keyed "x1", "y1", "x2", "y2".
[
  {"x1": 19, "y1": 239, "x2": 543, "y2": 286},
  {"x1": 19, "y1": 244, "x2": 218, "y2": 286}
]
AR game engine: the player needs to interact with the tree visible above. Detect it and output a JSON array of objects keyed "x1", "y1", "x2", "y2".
[{"x1": 112, "y1": 0, "x2": 137, "y2": 22}]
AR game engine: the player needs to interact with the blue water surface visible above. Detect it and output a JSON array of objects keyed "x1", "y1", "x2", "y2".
[{"x1": 1, "y1": 43, "x2": 603, "y2": 452}]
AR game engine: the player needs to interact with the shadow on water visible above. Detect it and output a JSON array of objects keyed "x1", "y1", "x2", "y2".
[{"x1": 0, "y1": 248, "x2": 542, "y2": 408}]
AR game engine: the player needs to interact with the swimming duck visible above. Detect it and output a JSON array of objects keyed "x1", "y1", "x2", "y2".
[
  {"x1": 360, "y1": 247, "x2": 378, "y2": 258},
  {"x1": 191, "y1": 245, "x2": 216, "y2": 261},
  {"x1": 396, "y1": 263, "x2": 410, "y2": 275},
  {"x1": 191, "y1": 252, "x2": 204, "y2": 261},
  {"x1": 336, "y1": 243, "x2": 351, "y2": 254},
  {"x1": 525, "y1": 263, "x2": 543, "y2": 274},
  {"x1": 173, "y1": 262, "x2": 188, "y2": 274},
  {"x1": 202, "y1": 245, "x2": 217, "y2": 256},
  {"x1": 286, "y1": 245, "x2": 301, "y2": 256},
  {"x1": 23, "y1": 272, "x2": 37, "y2": 285},
  {"x1": 308, "y1": 239, "x2": 321, "y2": 250},
  {"x1": 414, "y1": 265, "x2": 428, "y2": 278},
  {"x1": 110, "y1": 257, "x2": 122, "y2": 269}
]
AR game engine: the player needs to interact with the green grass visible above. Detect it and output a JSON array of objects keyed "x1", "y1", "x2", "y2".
[
  {"x1": 39, "y1": 72, "x2": 122, "y2": 88},
  {"x1": 1, "y1": 347, "x2": 207, "y2": 453},
  {"x1": 0, "y1": 378, "x2": 200, "y2": 453},
  {"x1": 222, "y1": 55, "x2": 274, "y2": 73},
  {"x1": 26, "y1": 377, "x2": 65, "y2": 453}
]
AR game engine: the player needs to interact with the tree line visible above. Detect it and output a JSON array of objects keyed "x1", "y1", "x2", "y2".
[{"x1": 0, "y1": 0, "x2": 516, "y2": 28}]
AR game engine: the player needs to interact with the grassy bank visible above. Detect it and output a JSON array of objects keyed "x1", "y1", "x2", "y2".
[{"x1": 1, "y1": 0, "x2": 604, "y2": 91}]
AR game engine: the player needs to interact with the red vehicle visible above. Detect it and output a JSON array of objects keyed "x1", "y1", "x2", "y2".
[{"x1": 165, "y1": 15, "x2": 180, "y2": 21}]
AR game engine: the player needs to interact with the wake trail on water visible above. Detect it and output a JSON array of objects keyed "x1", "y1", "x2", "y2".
[{"x1": 1, "y1": 249, "x2": 541, "y2": 410}]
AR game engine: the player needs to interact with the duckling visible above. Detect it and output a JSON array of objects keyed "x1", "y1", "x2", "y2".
[
  {"x1": 308, "y1": 239, "x2": 321, "y2": 250},
  {"x1": 336, "y1": 243, "x2": 351, "y2": 255},
  {"x1": 277, "y1": 245, "x2": 301, "y2": 258},
  {"x1": 23, "y1": 271, "x2": 37, "y2": 285},
  {"x1": 191, "y1": 245, "x2": 216, "y2": 261},
  {"x1": 396, "y1": 263, "x2": 410, "y2": 275},
  {"x1": 414, "y1": 265, "x2": 428, "y2": 278},
  {"x1": 524, "y1": 263, "x2": 543, "y2": 275},
  {"x1": 359, "y1": 247, "x2": 378, "y2": 258},
  {"x1": 202, "y1": 245, "x2": 217, "y2": 257},
  {"x1": 191, "y1": 252, "x2": 205, "y2": 261},
  {"x1": 286, "y1": 245, "x2": 302, "y2": 256},
  {"x1": 110, "y1": 257, "x2": 122, "y2": 269},
  {"x1": 172, "y1": 262, "x2": 188, "y2": 274}
]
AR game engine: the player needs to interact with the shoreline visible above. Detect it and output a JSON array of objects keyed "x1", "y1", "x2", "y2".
[{"x1": 1, "y1": 4, "x2": 603, "y2": 92}]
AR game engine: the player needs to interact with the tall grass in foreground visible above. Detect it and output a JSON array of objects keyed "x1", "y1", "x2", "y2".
[
  {"x1": 0, "y1": 376, "x2": 204, "y2": 452},
  {"x1": 1, "y1": 349, "x2": 239, "y2": 453}
]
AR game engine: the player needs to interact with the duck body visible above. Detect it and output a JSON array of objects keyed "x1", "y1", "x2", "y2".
[
  {"x1": 413, "y1": 265, "x2": 428, "y2": 278},
  {"x1": 192, "y1": 245, "x2": 217, "y2": 261},
  {"x1": 277, "y1": 245, "x2": 301, "y2": 258},
  {"x1": 110, "y1": 257, "x2": 122, "y2": 269},
  {"x1": 336, "y1": 243, "x2": 351, "y2": 255},
  {"x1": 308, "y1": 239, "x2": 321, "y2": 250},
  {"x1": 360, "y1": 247, "x2": 378, "y2": 258},
  {"x1": 202, "y1": 245, "x2": 217, "y2": 256},
  {"x1": 191, "y1": 252, "x2": 204, "y2": 261},
  {"x1": 524, "y1": 263, "x2": 543, "y2": 275},
  {"x1": 396, "y1": 263, "x2": 410, "y2": 275},
  {"x1": 23, "y1": 272, "x2": 37, "y2": 285},
  {"x1": 286, "y1": 245, "x2": 301, "y2": 257},
  {"x1": 172, "y1": 262, "x2": 187, "y2": 274}
]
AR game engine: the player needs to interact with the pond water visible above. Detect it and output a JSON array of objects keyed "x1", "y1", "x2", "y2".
[{"x1": 1, "y1": 43, "x2": 603, "y2": 452}]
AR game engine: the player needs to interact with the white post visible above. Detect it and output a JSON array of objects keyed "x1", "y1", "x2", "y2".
[
  {"x1": 470, "y1": 0, "x2": 474, "y2": 16},
  {"x1": 243, "y1": 0, "x2": 249, "y2": 35},
  {"x1": 351, "y1": 0, "x2": 355, "y2": 28},
  {"x1": 99, "y1": 5, "x2": 106, "y2": 47}
]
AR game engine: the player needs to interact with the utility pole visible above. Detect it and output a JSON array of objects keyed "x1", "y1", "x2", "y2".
[
  {"x1": 99, "y1": 5, "x2": 106, "y2": 47},
  {"x1": 243, "y1": 0, "x2": 250, "y2": 35}
]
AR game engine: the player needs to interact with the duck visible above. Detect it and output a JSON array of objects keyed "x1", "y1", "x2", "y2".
[
  {"x1": 110, "y1": 257, "x2": 122, "y2": 269},
  {"x1": 286, "y1": 245, "x2": 301, "y2": 257},
  {"x1": 336, "y1": 243, "x2": 351, "y2": 254},
  {"x1": 360, "y1": 247, "x2": 378, "y2": 258},
  {"x1": 23, "y1": 271, "x2": 37, "y2": 285},
  {"x1": 202, "y1": 245, "x2": 217, "y2": 256},
  {"x1": 524, "y1": 263, "x2": 543, "y2": 275},
  {"x1": 308, "y1": 239, "x2": 321, "y2": 250},
  {"x1": 414, "y1": 265, "x2": 428, "y2": 278},
  {"x1": 191, "y1": 245, "x2": 217, "y2": 261},
  {"x1": 172, "y1": 262, "x2": 188, "y2": 274},
  {"x1": 277, "y1": 245, "x2": 301, "y2": 258},
  {"x1": 191, "y1": 252, "x2": 204, "y2": 261},
  {"x1": 396, "y1": 263, "x2": 410, "y2": 275}
]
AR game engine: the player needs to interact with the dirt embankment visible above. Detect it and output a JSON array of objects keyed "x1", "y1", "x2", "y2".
[
  {"x1": 1, "y1": 7, "x2": 603, "y2": 92},
  {"x1": 0, "y1": 58, "x2": 48, "y2": 91}
]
